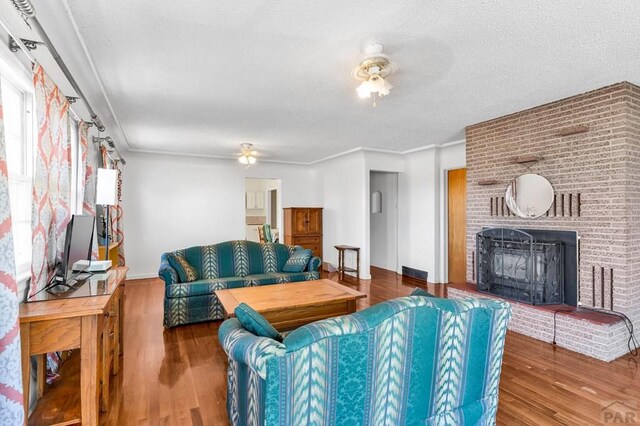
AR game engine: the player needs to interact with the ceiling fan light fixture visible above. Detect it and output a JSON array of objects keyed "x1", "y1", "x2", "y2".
[
  {"x1": 352, "y1": 43, "x2": 397, "y2": 106},
  {"x1": 238, "y1": 143, "x2": 257, "y2": 168}
]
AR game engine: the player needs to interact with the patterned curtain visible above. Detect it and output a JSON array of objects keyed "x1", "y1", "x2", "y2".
[
  {"x1": 113, "y1": 160, "x2": 125, "y2": 266},
  {"x1": 98, "y1": 143, "x2": 125, "y2": 266},
  {"x1": 99, "y1": 143, "x2": 108, "y2": 168},
  {"x1": 29, "y1": 63, "x2": 71, "y2": 296},
  {"x1": 0, "y1": 70, "x2": 25, "y2": 424},
  {"x1": 78, "y1": 121, "x2": 98, "y2": 260}
]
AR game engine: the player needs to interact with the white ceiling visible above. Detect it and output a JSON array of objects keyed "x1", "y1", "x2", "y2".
[{"x1": 19, "y1": 1, "x2": 640, "y2": 162}]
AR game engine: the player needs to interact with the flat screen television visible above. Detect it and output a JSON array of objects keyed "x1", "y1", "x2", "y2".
[{"x1": 58, "y1": 214, "x2": 95, "y2": 286}]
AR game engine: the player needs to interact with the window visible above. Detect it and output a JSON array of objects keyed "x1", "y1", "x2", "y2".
[{"x1": 1, "y1": 76, "x2": 34, "y2": 279}]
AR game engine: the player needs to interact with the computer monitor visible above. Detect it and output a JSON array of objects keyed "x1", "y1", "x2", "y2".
[{"x1": 60, "y1": 214, "x2": 95, "y2": 284}]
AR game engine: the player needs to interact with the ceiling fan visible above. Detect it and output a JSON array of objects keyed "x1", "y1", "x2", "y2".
[
  {"x1": 237, "y1": 143, "x2": 258, "y2": 168},
  {"x1": 352, "y1": 43, "x2": 398, "y2": 107}
]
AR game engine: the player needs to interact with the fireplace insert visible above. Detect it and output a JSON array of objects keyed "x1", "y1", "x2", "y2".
[{"x1": 476, "y1": 227, "x2": 564, "y2": 305}]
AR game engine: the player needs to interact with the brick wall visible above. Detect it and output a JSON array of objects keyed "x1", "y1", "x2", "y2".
[{"x1": 463, "y1": 82, "x2": 640, "y2": 361}]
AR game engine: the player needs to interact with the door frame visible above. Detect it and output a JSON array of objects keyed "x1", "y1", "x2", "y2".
[
  {"x1": 368, "y1": 170, "x2": 399, "y2": 273},
  {"x1": 244, "y1": 178, "x2": 283, "y2": 241},
  {"x1": 266, "y1": 188, "x2": 278, "y2": 229}
]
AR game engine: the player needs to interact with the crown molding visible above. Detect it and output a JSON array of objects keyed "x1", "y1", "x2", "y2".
[
  {"x1": 400, "y1": 144, "x2": 437, "y2": 155},
  {"x1": 440, "y1": 139, "x2": 467, "y2": 148},
  {"x1": 61, "y1": 0, "x2": 132, "y2": 150},
  {"x1": 127, "y1": 148, "x2": 309, "y2": 166},
  {"x1": 306, "y1": 147, "x2": 364, "y2": 165},
  {"x1": 128, "y1": 139, "x2": 467, "y2": 166},
  {"x1": 309, "y1": 139, "x2": 466, "y2": 164}
]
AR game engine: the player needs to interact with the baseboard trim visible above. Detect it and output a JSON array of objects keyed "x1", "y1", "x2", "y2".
[
  {"x1": 323, "y1": 262, "x2": 336, "y2": 272},
  {"x1": 126, "y1": 273, "x2": 158, "y2": 280}
]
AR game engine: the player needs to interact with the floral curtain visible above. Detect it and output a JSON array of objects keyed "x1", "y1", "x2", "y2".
[
  {"x1": 78, "y1": 121, "x2": 98, "y2": 260},
  {"x1": 29, "y1": 63, "x2": 71, "y2": 297},
  {"x1": 0, "y1": 69, "x2": 25, "y2": 424},
  {"x1": 99, "y1": 144, "x2": 125, "y2": 266}
]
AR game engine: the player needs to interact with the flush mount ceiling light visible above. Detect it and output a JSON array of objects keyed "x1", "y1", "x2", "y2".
[
  {"x1": 352, "y1": 44, "x2": 398, "y2": 107},
  {"x1": 238, "y1": 143, "x2": 257, "y2": 168}
]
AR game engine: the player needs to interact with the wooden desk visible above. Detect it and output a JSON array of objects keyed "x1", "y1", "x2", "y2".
[
  {"x1": 216, "y1": 279, "x2": 366, "y2": 331},
  {"x1": 19, "y1": 267, "x2": 128, "y2": 426}
]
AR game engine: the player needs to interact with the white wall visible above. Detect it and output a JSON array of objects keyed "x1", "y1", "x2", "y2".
[
  {"x1": 370, "y1": 171, "x2": 398, "y2": 271},
  {"x1": 397, "y1": 148, "x2": 439, "y2": 279},
  {"x1": 317, "y1": 151, "x2": 367, "y2": 276},
  {"x1": 397, "y1": 142, "x2": 466, "y2": 283},
  {"x1": 123, "y1": 143, "x2": 465, "y2": 281},
  {"x1": 305, "y1": 150, "x2": 406, "y2": 280},
  {"x1": 311, "y1": 144, "x2": 464, "y2": 281},
  {"x1": 122, "y1": 152, "x2": 320, "y2": 278}
]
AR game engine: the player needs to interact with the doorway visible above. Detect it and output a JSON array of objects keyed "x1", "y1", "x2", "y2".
[
  {"x1": 245, "y1": 178, "x2": 281, "y2": 242},
  {"x1": 369, "y1": 171, "x2": 398, "y2": 272},
  {"x1": 447, "y1": 168, "x2": 467, "y2": 283}
]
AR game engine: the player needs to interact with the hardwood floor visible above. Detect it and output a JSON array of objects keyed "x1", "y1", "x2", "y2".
[{"x1": 30, "y1": 267, "x2": 640, "y2": 425}]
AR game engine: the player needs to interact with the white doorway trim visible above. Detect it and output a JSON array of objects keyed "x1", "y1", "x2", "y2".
[{"x1": 369, "y1": 171, "x2": 399, "y2": 273}]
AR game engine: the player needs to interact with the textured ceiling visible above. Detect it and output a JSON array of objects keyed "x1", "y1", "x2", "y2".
[{"x1": 35, "y1": 1, "x2": 640, "y2": 162}]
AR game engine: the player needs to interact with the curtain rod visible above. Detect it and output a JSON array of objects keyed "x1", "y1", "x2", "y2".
[
  {"x1": 28, "y1": 17, "x2": 105, "y2": 131},
  {"x1": 9, "y1": 0, "x2": 125, "y2": 164},
  {"x1": 2, "y1": 16, "x2": 85, "y2": 127}
]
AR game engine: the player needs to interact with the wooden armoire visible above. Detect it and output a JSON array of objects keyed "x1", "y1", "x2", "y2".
[{"x1": 283, "y1": 208, "x2": 323, "y2": 260}]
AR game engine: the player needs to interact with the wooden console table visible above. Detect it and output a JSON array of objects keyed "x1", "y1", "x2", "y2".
[{"x1": 19, "y1": 267, "x2": 128, "y2": 425}]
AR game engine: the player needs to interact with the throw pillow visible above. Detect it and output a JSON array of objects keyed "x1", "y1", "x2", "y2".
[
  {"x1": 167, "y1": 253, "x2": 199, "y2": 283},
  {"x1": 282, "y1": 248, "x2": 312, "y2": 272},
  {"x1": 234, "y1": 303, "x2": 283, "y2": 342},
  {"x1": 410, "y1": 287, "x2": 435, "y2": 298}
]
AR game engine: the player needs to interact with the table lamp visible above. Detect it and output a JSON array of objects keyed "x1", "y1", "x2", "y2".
[{"x1": 96, "y1": 168, "x2": 118, "y2": 261}]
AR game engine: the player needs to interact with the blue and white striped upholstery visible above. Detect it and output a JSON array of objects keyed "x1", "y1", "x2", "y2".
[{"x1": 219, "y1": 296, "x2": 511, "y2": 425}]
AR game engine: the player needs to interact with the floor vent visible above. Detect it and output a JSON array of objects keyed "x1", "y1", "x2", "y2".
[{"x1": 402, "y1": 266, "x2": 428, "y2": 282}]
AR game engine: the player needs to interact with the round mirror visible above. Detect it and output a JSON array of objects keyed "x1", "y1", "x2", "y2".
[{"x1": 505, "y1": 173, "x2": 554, "y2": 219}]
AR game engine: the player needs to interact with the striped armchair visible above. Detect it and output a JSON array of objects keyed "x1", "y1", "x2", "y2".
[{"x1": 219, "y1": 295, "x2": 511, "y2": 425}]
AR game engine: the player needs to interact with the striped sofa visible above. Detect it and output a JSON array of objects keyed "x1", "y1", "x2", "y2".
[
  {"x1": 219, "y1": 295, "x2": 511, "y2": 425},
  {"x1": 159, "y1": 240, "x2": 321, "y2": 327}
]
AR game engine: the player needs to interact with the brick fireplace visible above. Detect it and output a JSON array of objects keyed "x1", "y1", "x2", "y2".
[{"x1": 452, "y1": 82, "x2": 640, "y2": 361}]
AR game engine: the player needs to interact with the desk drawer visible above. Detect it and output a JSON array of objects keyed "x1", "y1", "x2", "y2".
[{"x1": 30, "y1": 318, "x2": 81, "y2": 354}]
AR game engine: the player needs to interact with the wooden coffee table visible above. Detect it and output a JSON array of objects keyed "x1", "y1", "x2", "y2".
[{"x1": 215, "y1": 279, "x2": 366, "y2": 331}]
